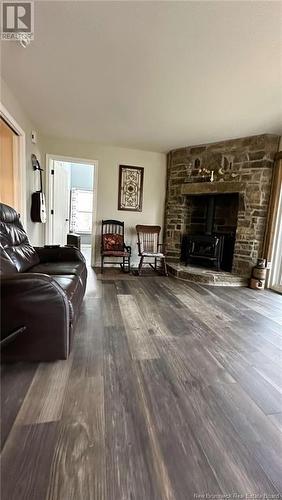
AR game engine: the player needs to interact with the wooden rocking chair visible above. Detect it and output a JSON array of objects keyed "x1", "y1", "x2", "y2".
[
  {"x1": 136, "y1": 225, "x2": 168, "y2": 276},
  {"x1": 101, "y1": 220, "x2": 131, "y2": 273}
]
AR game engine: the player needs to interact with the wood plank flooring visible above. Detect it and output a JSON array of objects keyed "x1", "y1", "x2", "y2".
[{"x1": 1, "y1": 269, "x2": 282, "y2": 500}]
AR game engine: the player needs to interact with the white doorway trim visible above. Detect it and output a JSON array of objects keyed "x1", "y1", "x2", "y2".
[
  {"x1": 0, "y1": 102, "x2": 26, "y2": 226},
  {"x1": 45, "y1": 154, "x2": 98, "y2": 267}
]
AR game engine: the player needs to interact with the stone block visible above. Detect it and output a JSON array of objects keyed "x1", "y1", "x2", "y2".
[
  {"x1": 248, "y1": 151, "x2": 266, "y2": 161},
  {"x1": 246, "y1": 189, "x2": 261, "y2": 204},
  {"x1": 190, "y1": 146, "x2": 207, "y2": 155}
]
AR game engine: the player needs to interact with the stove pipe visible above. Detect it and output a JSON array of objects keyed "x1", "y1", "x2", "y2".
[{"x1": 205, "y1": 195, "x2": 215, "y2": 235}]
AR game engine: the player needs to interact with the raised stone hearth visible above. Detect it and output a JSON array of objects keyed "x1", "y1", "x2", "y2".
[
  {"x1": 167, "y1": 263, "x2": 248, "y2": 286},
  {"x1": 165, "y1": 134, "x2": 280, "y2": 277}
]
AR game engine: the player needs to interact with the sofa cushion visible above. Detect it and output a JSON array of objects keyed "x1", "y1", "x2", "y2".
[
  {"x1": 52, "y1": 275, "x2": 78, "y2": 297},
  {"x1": 29, "y1": 261, "x2": 85, "y2": 276},
  {"x1": 103, "y1": 233, "x2": 124, "y2": 251},
  {"x1": 0, "y1": 203, "x2": 39, "y2": 272}
]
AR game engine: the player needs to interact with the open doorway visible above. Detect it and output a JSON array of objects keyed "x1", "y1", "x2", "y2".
[
  {"x1": 0, "y1": 117, "x2": 18, "y2": 208},
  {"x1": 46, "y1": 155, "x2": 97, "y2": 267},
  {"x1": 0, "y1": 105, "x2": 26, "y2": 224}
]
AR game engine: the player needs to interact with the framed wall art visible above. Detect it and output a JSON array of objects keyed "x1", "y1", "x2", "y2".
[{"x1": 118, "y1": 165, "x2": 144, "y2": 212}]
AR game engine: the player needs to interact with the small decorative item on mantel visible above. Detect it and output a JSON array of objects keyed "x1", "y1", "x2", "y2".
[
  {"x1": 185, "y1": 163, "x2": 215, "y2": 184},
  {"x1": 199, "y1": 168, "x2": 214, "y2": 182},
  {"x1": 118, "y1": 165, "x2": 144, "y2": 212}
]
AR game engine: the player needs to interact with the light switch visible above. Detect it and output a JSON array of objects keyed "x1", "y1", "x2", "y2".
[{"x1": 31, "y1": 130, "x2": 37, "y2": 144}]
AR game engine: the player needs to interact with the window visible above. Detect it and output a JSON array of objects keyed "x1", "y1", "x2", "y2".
[{"x1": 70, "y1": 188, "x2": 93, "y2": 233}]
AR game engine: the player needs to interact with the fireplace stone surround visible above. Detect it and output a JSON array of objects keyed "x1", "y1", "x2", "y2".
[{"x1": 164, "y1": 134, "x2": 280, "y2": 276}]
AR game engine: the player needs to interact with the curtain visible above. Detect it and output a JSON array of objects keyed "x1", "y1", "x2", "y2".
[{"x1": 262, "y1": 155, "x2": 282, "y2": 262}]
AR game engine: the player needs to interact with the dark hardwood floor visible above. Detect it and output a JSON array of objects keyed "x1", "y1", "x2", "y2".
[{"x1": 1, "y1": 269, "x2": 282, "y2": 500}]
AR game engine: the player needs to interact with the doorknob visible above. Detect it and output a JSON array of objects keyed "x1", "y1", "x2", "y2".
[{"x1": 65, "y1": 218, "x2": 69, "y2": 221}]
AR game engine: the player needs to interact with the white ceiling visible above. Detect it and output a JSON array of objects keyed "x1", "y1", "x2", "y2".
[{"x1": 2, "y1": 1, "x2": 282, "y2": 152}]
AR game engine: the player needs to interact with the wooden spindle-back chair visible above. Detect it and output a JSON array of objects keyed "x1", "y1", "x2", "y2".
[
  {"x1": 136, "y1": 225, "x2": 168, "y2": 276},
  {"x1": 101, "y1": 220, "x2": 131, "y2": 273}
]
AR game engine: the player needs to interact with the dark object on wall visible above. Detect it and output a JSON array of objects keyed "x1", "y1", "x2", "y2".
[
  {"x1": 30, "y1": 154, "x2": 46, "y2": 223},
  {"x1": 101, "y1": 219, "x2": 131, "y2": 273},
  {"x1": 67, "y1": 233, "x2": 81, "y2": 251},
  {"x1": 0, "y1": 202, "x2": 87, "y2": 361},
  {"x1": 118, "y1": 165, "x2": 144, "y2": 211},
  {"x1": 136, "y1": 225, "x2": 168, "y2": 276}
]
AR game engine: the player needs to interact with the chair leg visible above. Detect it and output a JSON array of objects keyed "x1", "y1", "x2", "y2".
[
  {"x1": 101, "y1": 255, "x2": 104, "y2": 274},
  {"x1": 128, "y1": 255, "x2": 131, "y2": 273},
  {"x1": 138, "y1": 256, "x2": 144, "y2": 276},
  {"x1": 155, "y1": 257, "x2": 157, "y2": 271},
  {"x1": 163, "y1": 258, "x2": 168, "y2": 276}
]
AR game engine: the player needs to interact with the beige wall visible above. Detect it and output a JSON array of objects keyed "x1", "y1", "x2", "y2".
[
  {"x1": 41, "y1": 136, "x2": 166, "y2": 267},
  {"x1": 1, "y1": 78, "x2": 44, "y2": 245}
]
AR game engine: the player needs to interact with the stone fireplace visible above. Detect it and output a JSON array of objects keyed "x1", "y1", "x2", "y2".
[{"x1": 165, "y1": 134, "x2": 280, "y2": 276}]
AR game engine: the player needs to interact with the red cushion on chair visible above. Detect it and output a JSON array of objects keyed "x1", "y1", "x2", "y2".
[
  {"x1": 103, "y1": 233, "x2": 123, "y2": 251},
  {"x1": 102, "y1": 250, "x2": 129, "y2": 256}
]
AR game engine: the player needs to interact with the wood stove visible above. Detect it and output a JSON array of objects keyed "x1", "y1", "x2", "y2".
[
  {"x1": 181, "y1": 194, "x2": 238, "y2": 271},
  {"x1": 181, "y1": 234, "x2": 224, "y2": 270}
]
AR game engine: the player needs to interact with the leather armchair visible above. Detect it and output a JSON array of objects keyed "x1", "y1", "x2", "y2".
[
  {"x1": 0, "y1": 203, "x2": 87, "y2": 361},
  {"x1": 2, "y1": 272, "x2": 70, "y2": 361}
]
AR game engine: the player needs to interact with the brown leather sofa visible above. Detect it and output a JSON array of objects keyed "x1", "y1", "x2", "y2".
[{"x1": 0, "y1": 203, "x2": 87, "y2": 361}]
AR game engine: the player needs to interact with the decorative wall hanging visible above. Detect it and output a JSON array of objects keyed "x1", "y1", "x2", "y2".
[
  {"x1": 118, "y1": 165, "x2": 144, "y2": 211},
  {"x1": 30, "y1": 154, "x2": 47, "y2": 223}
]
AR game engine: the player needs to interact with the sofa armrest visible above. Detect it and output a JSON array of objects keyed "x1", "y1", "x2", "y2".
[
  {"x1": 1, "y1": 273, "x2": 70, "y2": 361},
  {"x1": 35, "y1": 245, "x2": 86, "y2": 264}
]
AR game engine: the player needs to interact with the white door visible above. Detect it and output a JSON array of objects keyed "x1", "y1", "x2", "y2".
[{"x1": 52, "y1": 161, "x2": 71, "y2": 245}]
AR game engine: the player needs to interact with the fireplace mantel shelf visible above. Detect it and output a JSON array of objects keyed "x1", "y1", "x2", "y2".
[{"x1": 181, "y1": 181, "x2": 245, "y2": 196}]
